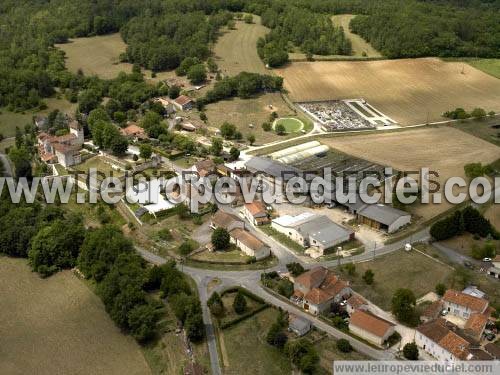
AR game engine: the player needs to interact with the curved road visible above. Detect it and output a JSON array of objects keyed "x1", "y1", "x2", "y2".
[{"x1": 137, "y1": 221, "x2": 430, "y2": 374}]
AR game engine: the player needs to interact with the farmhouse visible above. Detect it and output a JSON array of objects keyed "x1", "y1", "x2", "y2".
[
  {"x1": 243, "y1": 201, "x2": 270, "y2": 226},
  {"x1": 420, "y1": 300, "x2": 444, "y2": 323},
  {"x1": 155, "y1": 97, "x2": 175, "y2": 114},
  {"x1": 272, "y1": 213, "x2": 354, "y2": 256},
  {"x1": 356, "y1": 204, "x2": 411, "y2": 233},
  {"x1": 229, "y1": 228, "x2": 271, "y2": 260},
  {"x1": 293, "y1": 266, "x2": 351, "y2": 315},
  {"x1": 194, "y1": 159, "x2": 216, "y2": 177},
  {"x1": 416, "y1": 319, "x2": 472, "y2": 361},
  {"x1": 348, "y1": 310, "x2": 395, "y2": 346},
  {"x1": 442, "y1": 289, "x2": 489, "y2": 319},
  {"x1": 210, "y1": 211, "x2": 245, "y2": 232},
  {"x1": 463, "y1": 313, "x2": 488, "y2": 342},
  {"x1": 120, "y1": 123, "x2": 146, "y2": 141},
  {"x1": 173, "y1": 95, "x2": 195, "y2": 111},
  {"x1": 38, "y1": 120, "x2": 84, "y2": 167}
]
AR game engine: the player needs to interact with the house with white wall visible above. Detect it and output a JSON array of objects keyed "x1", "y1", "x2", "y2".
[
  {"x1": 416, "y1": 319, "x2": 473, "y2": 362},
  {"x1": 442, "y1": 290, "x2": 489, "y2": 319}
]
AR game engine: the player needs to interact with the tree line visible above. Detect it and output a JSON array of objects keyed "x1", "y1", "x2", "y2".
[
  {"x1": 2, "y1": 0, "x2": 498, "y2": 111},
  {"x1": 0, "y1": 194, "x2": 204, "y2": 344}
]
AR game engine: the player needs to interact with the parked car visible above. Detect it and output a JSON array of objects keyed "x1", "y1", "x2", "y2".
[
  {"x1": 485, "y1": 333, "x2": 496, "y2": 341},
  {"x1": 482, "y1": 257, "x2": 492, "y2": 262},
  {"x1": 441, "y1": 309, "x2": 449, "y2": 316}
]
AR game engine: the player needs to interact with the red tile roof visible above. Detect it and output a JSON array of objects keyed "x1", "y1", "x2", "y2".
[
  {"x1": 439, "y1": 331, "x2": 471, "y2": 360},
  {"x1": 443, "y1": 290, "x2": 488, "y2": 313},
  {"x1": 349, "y1": 310, "x2": 394, "y2": 338},
  {"x1": 229, "y1": 228, "x2": 266, "y2": 251},
  {"x1": 120, "y1": 124, "x2": 145, "y2": 137},
  {"x1": 211, "y1": 210, "x2": 243, "y2": 229},
  {"x1": 305, "y1": 288, "x2": 333, "y2": 305},
  {"x1": 294, "y1": 266, "x2": 329, "y2": 289},
  {"x1": 346, "y1": 295, "x2": 367, "y2": 310},
  {"x1": 417, "y1": 318, "x2": 472, "y2": 360},
  {"x1": 174, "y1": 95, "x2": 194, "y2": 106},
  {"x1": 484, "y1": 343, "x2": 500, "y2": 359},
  {"x1": 245, "y1": 201, "x2": 267, "y2": 217},
  {"x1": 464, "y1": 313, "x2": 488, "y2": 337},
  {"x1": 421, "y1": 300, "x2": 443, "y2": 320},
  {"x1": 321, "y1": 274, "x2": 349, "y2": 297}
]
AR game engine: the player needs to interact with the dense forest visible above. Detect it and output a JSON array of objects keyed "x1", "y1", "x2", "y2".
[{"x1": 0, "y1": 0, "x2": 499, "y2": 111}]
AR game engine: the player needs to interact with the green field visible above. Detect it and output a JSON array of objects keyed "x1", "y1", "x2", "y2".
[
  {"x1": 466, "y1": 59, "x2": 500, "y2": 79},
  {"x1": 190, "y1": 248, "x2": 252, "y2": 264},
  {"x1": 452, "y1": 116, "x2": 500, "y2": 147},
  {"x1": 273, "y1": 117, "x2": 304, "y2": 133},
  {"x1": 0, "y1": 96, "x2": 77, "y2": 138},
  {"x1": 219, "y1": 308, "x2": 291, "y2": 375},
  {"x1": 338, "y1": 247, "x2": 455, "y2": 310},
  {"x1": 0, "y1": 257, "x2": 150, "y2": 375},
  {"x1": 331, "y1": 15, "x2": 382, "y2": 58},
  {"x1": 214, "y1": 16, "x2": 269, "y2": 76},
  {"x1": 0, "y1": 110, "x2": 33, "y2": 137},
  {"x1": 56, "y1": 33, "x2": 176, "y2": 83}
]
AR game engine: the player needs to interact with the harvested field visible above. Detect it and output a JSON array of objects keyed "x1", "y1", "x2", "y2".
[
  {"x1": 322, "y1": 127, "x2": 500, "y2": 220},
  {"x1": 276, "y1": 58, "x2": 500, "y2": 125},
  {"x1": 331, "y1": 15, "x2": 381, "y2": 58},
  {"x1": 0, "y1": 257, "x2": 150, "y2": 375},
  {"x1": 214, "y1": 17, "x2": 269, "y2": 76}
]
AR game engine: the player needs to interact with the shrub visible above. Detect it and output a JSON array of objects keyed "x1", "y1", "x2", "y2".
[
  {"x1": 178, "y1": 241, "x2": 194, "y2": 256},
  {"x1": 262, "y1": 122, "x2": 272, "y2": 131},
  {"x1": 435, "y1": 283, "x2": 446, "y2": 296},
  {"x1": 403, "y1": 342, "x2": 419, "y2": 360},
  {"x1": 362, "y1": 269, "x2": 374, "y2": 285},
  {"x1": 233, "y1": 291, "x2": 247, "y2": 314},
  {"x1": 207, "y1": 291, "x2": 224, "y2": 317},
  {"x1": 336, "y1": 338, "x2": 352, "y2": 353},
  {"x1": 286, "y1": 262, "x2": 305, "y2": 276},
  {"x1": 211, "y1": 227, "x2": 230, "y2": 250}
]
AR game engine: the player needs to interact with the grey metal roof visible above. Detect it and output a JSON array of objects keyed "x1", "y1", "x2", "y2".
[
  {"x1": 297, "y1": 215, "x2": 353, "y2": 247},
  {"x1": 245, "y1": 157, "x2": 301, "y2": 180},
  {"x1": 357, "y1": 204, "x2": 410, "y2": 226},
  {"x1": 289, "y1": 316, "x2": 311, "y2": 331}
]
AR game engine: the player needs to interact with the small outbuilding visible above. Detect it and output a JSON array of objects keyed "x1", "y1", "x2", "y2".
[{"x1": 288, "y1": 314, "x2": 312, "y2": 336}]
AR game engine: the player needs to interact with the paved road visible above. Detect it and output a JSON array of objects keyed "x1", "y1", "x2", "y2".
[{"x1": 0, "y1": 153, "x2": 13, "y2": 177}]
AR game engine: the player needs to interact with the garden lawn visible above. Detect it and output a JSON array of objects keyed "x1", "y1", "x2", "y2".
[
  {"x1": 220, "y1": 307, "x2": 291, "y2": 375},
  {"x1": 337, "y1": 247, "x2": 454, "y2": 310}
]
